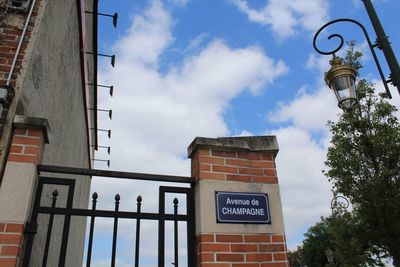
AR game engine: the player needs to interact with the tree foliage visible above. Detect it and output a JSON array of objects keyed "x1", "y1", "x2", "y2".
[
  {"x1": 288, "y1": 246, "x2": 305, "y2": 267},
  {"x1": 302, "y1": 217, "x2": 330, "y2": 266},
  {"x1": 300, "y1": 210, "x2": 383, "y2": 267},
  {"x1": 324, "y1": 44, "x2": 400, "y2": 265}
]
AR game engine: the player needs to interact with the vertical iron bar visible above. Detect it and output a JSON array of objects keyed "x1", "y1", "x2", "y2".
[
  {"x1": 22, "y1": 178, "x2": 44, "y2": 267},
  {"x1": 187, "y1": 185, "x2": 196, "y2": 267},
  {"x1": 134, "y1": 195, "x2": 142, "y2": 267},
  {"x1": 158, "y1": 188, "x2": 165, "y2": 267},
  {"x1": 58, "y1": 181, "x2": 75, "y2": 267},
  {"x1": 42, "y1": 190, "x2": 58, "y2": 267},
  {"x1": 111, "y1": 194, "x2": 120, "y2": 267},
  {"x1": 86, "y1": 192, "x2": 98, "y2": 267},
  {"x1": 173, "y1": 198, "x2": 179, "y2": 267}
]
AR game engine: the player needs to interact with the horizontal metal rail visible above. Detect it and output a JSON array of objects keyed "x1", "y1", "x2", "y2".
[
  {"x1": 36, "y1": 207, "x2": 189, "y2": 221},
  {"x1": 37, "y1": 165, "x2": 195, "y2": 184}
]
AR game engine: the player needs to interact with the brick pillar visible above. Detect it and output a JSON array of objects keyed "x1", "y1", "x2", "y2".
[
  {"x1": 0, "y1": 116, "x2": 49, "y2": 267},
  {"x1": 188, "y1": 136, "x2": 289, "y2": 267}
]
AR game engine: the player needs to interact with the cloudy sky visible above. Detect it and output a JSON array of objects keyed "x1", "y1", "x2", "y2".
[{"x1": 89, "y1": 0, "x2": 400, "y2": 264}]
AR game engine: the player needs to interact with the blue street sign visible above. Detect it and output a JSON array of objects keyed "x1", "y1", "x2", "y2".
[{"x1": 215, "y1": 191, "x2": 271, "y2": 224}]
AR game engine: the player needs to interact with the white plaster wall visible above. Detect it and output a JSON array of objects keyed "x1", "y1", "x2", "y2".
[{"x1": 10, "y1": 0, "x2": 95, "y2": 265}]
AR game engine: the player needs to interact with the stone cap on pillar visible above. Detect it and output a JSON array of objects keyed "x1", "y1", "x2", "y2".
[
  {"x1": 187, "y1": 136, "x2": 279, "y2": 158},
  {"x1": 13, "y1": 115, "x2": 50, "y2": 143}
]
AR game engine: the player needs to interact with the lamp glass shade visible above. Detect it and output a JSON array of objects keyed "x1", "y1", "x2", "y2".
[{"x1": 331, "y1": 74, "x2": 357, "y2": 110}]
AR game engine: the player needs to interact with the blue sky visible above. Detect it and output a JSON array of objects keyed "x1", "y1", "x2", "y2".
[{"x1": 90, "y1": 0, "x2": 400, "y2": 265}]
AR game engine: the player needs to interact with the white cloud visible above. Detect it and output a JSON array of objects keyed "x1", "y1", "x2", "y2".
[
  {"x1": 265, "y1": 83, "x2": 339, "y2": 248},
  {"x1": 167, "y1": 0, "x2": 190, "y2": 7},
  {"x1": 183, "y1": 33, "x2": 209, "y2": 54},
  {"x1": 306, "y1": 53, "x2": 330, "y2": 72},
  {"x1": 115, "y1": 0, "x2": 174, "y2": 68},
  {"x1": 231, "y1": 0, "x2": 329, "y2": 39},
  {"x1": 268, "y1": 85, "x2": 338, "y2": 132},
  {"x1": 98, "y1": 0, "x2": 288, "y2": 175},
  {"x1": 352, "y1": 0, "x2": 363, "y2": 8},
  {"x1": 269, "y1": 126, "x2": 332, "y2": 248},
  {"x1": 100, "y1": 39, "x2": 287, "y2": 176}
]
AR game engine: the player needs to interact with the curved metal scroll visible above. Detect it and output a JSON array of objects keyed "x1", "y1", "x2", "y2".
[
  {"x1": 330, "y1": 195, "x2": 350, "y2": 212},
  {"x1": 313, "y1": 18, "x2": 392, "y2": 98}
]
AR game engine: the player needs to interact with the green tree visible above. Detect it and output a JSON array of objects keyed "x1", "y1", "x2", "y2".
[
  {"x1": 302, "y1": 217, "x2": 330, "y2": 266},
  {"x1": 301, "y1": 211, "x2": 380, "y2": 267},
  {"x1": 325, "y1": 46, "x2": 400, "y2": 265},
  {"x1": 288, "y1": 246, "x2": 305, "y2": 267},
  {"x1": 327, "y1": 209, "x2": 385, "y2": 266}
]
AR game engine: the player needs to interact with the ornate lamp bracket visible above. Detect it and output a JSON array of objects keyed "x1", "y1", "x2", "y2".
[{"x1": 313, "y1": 18, "x2": 393, "y2": 99}]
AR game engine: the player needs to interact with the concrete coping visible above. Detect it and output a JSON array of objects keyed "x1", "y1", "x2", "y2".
[
  {"x1": 187, "y1": 136, "x2": 279, "y2": 158},
  {"x1": 13, "y1": 115, "x2": 50, "y2": 143}
]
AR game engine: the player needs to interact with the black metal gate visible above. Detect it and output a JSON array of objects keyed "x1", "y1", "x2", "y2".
[{"x1": 22, "y1": 165, "x2": 196, "y2": 267}]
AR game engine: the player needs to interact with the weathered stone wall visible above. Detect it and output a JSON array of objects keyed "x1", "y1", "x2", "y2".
[
  {"x1": 20, "y1": 1, "x2": 94, "y2": 265},
  {"x1": 0, "y1": 0, "x2": 95, "y2": 266}
]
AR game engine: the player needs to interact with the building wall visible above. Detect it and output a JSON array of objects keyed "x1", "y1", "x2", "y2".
[
  {"x1": 15, "y1": 0, "x2": 93, "y2": 179},
  {"x1": 20, "y1": 1, "x2": 93, "y2": 264},
  {"x1": 0, "y1": 0, "x2": 95, "y2": 265},
  {"x1": 15, "y1": 0, "x2": 94, "y2": 166}
]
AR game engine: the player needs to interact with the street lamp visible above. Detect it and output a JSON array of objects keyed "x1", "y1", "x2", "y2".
[
  {"x1": 325, "y1": 248, "x2": 334, "y2": 264},
  {"x1": 325, "y1": 57, "x2": 357, "y2": 111},
  {"x1": 313, "y1": 0, "x2": 400, "y2": 111}
]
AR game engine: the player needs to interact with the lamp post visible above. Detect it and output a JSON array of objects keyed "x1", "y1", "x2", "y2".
[
  {"x1": 325, "y1": 248, "x2": 334, "y2": 265},
  {"x1": 324, "y1": 195, "x2": 348, "y2": 266},
  {"x1": 313, "y1": 0, "x2": 400, "y2": 111}
]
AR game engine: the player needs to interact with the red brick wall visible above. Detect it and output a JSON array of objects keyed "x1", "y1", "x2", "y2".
[
  {"x1": 0, "y1": 1, "x2": 42, "y2": 86},
  {"x1": 191, "y1": 148, "x2": 278, "y2": 184},
  {"x1": 0, "y1": 126, "x2": 46, "y2": 266},
  {"x1": 197, "y1": 233, "x2": 289, "y2": 267},
  {"x1": 7, "y1": 127, "x2": 44, "y2": 164},
  {"x1": 0, "y1": 223, "x2": 24, "y2": 267},
  {"x1": 0, "y1": 2, "x2": 42, "y2": 166},
  {"x1": 191, "y1": 146, "x2": 289, "y2": 267}
]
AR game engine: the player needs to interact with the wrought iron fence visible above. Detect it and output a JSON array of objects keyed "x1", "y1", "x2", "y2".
[{"x1": 22, "y1": 165, "x2": 196, "y2": 267}]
